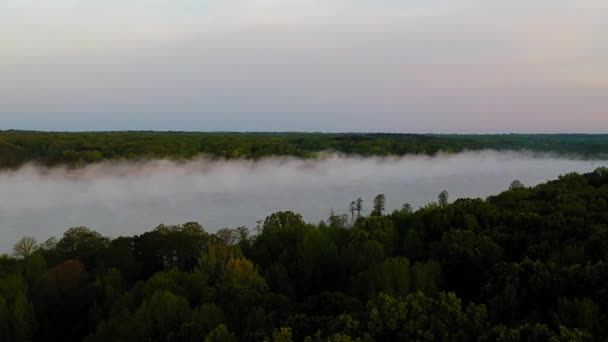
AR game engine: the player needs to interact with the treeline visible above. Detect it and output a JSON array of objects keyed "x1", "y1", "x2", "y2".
[
  {"x1": 1, "y1": 130, "x2": 608, "y2": 168},
  {"x1": 2, "y1": 167, "x2": 608, "y2": 341}
]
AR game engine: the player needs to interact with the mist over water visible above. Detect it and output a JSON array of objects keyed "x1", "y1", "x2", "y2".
[{"x1": 1, "y1": 151, "x2": 606, "y2": 252}]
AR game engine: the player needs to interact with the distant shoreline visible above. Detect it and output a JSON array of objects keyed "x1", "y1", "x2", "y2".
[{"x1": 1, "y1": 131, "x2": 608, "y2": 169}]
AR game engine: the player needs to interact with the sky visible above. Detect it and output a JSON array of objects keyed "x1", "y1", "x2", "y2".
[{"x1": 0, "y1": 0, "x2": 606, "y2": 133}]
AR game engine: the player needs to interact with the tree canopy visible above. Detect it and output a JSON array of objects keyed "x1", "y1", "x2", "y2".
[
  {"x1": 1, "y1": 131, "x2": 607, "y2": 169},
  {"x1": 2, "y1": 167, "x2": 608, "y2": 340}
]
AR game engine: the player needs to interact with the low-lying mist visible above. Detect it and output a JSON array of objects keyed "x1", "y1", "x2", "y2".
[{"x1": 1, "y1": 150, "x2": 606, "y2": 252}]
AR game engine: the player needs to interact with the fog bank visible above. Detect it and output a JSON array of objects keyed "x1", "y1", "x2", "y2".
[{"x1": 1, "y1": 151, "x2": 606, "y2": 252}]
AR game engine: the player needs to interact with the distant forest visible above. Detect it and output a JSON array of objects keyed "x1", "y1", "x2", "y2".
[
  {"x1": 1, "y1": 131, "x2": 608, "y2": 168},
  {"x1": 2, "y1": 168, "x2": 608, "y2": 341}
]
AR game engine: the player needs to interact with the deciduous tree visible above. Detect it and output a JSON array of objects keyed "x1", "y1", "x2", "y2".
[{"x1": 13, "y1": 236, "x2": 38, "y2": 258}]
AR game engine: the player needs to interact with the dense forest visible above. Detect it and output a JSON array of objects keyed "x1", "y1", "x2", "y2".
[
  {"x1": 1, "y1": 130, "x2": 608, "y2": 168},
  {"x1": 2, "y1": 167, "x2": 608, "y2": 341}
]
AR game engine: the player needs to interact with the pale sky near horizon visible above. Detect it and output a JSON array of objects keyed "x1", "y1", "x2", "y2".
[{"x1": 1, "y1": 0, "x2": 606, "y2": 133}]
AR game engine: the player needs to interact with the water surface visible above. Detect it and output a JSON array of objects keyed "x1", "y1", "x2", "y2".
[{"x1": 1, "y1": 151, "x2": 605, "y2": 252}]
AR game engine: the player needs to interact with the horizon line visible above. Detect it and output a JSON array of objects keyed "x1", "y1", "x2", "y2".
[{"x1": 2, "y1": 129, "x2": 608, "y2": 136}]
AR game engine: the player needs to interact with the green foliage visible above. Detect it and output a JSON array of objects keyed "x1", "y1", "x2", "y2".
[
  {"x1": 557, "y1": 298, "x2": 598, "y2": 331},
  {"x1": 367, "y1": 292, "x2": 487, "y2": 341},
  {"x1": 2, "y1": 168, "x2": 608, "y2": 340},
  {"x1": 55, "y1": 227, "x2": 110, "y2": 268},
  {"x1": 352, "y1": 216, "x2": 395, "y2": 255},
  {"x1": 372, "y1": 194, "x2": 385, "y2": 216},
  {"x1": 410, "y1": 260, "x2": 442, "y2": 294},
  {"x1": 0, "y1": 274, "x2": 35, "y2": 341},
  {"x1": 353, "y1": 257, "x2": 411, "y2": 297},
  {"x1": 266, "y1": 327, "x2": 293, "y2": 342},
  {"x1": 263, "y1": 211, "x2": 305, "y2": 232},
  {"x1": 204, "y1": 324, "x2": 237, "y2": 342},
  {"x1": 133, "y1": 290, "x2": 191, "y2": 340},
  {"x1": 486, "y1": 323, "x2": 592, "y2": 342},
  {"x1": 1, "y1": 131, "x2": 607, "y2": 169},
  {"x1": 401, "y1": 202, "x2": 413, "y2": 214},
  {"x1": 223, "y1": 258, "x2": 268, "y2": 291},
  {"x1": 509, "y1": 180, "x2": 526, "y2": 190}
]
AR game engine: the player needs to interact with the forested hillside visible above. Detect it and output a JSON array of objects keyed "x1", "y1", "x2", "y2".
[
  {"x1": 1, "y1": 167, "x2": 608, "y2": 341},
  {"x1": 1, "y1": 131, "x2": 608, "y2": 168}
]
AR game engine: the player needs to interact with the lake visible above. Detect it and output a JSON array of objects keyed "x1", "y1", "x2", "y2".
[{"x1": 1, "y1": 150, "x2": 606, "y2": 252}]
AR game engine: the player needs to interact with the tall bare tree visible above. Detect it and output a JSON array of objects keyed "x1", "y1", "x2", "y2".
[
  {"x1": 349, "y1": 201, "x2": 356, "y2": 221},
  {"x1": 438, "y1": 190, "x2": 449, "y2": 207},
  {"x1": 355, "y1": 197, "x2": 363, "y2": 218},
  {"x1": 13, "y1": 236, "x2": 38, "y2": 258}
]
